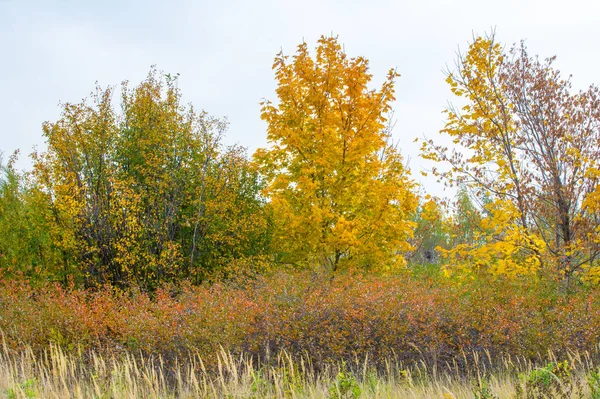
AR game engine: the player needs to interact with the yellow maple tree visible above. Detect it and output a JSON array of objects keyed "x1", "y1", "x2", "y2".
[{"x1": 255, "y1": 36, "x2": 418, "y2": 272}]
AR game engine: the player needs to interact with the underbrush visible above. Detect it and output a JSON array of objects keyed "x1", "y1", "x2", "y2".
[{"x1": 0, "y1": 270, "x2": 599, "y2": 373}]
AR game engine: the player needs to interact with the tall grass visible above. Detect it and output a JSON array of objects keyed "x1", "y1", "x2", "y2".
[{"x1": 1, "y1": 343, "x2": 600, "y2": 398}]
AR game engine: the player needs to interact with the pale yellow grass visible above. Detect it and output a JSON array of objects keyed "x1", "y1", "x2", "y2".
[{"x1": 0, "y1": 343, "x2": 598, "y2": 398}]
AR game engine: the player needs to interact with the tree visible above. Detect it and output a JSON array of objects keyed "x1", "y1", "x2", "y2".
[
  {"x1": 255, "y1": 36, "x2": 418, "y2": 272},
  {"x1": 422, "y1": 32, "x2": 600, "y2": 282},
  {"x1": 407, "y1": 195, "x2": 450, "y2": 265},
  {"x1": 449, "y1": 186, "x2": 483, "y2": 249},
  {"x1": 32, "y1": 68, "x2": 272, "y2": 288},
  {"x1": 0, "y1": 152, "x2": 60, "y2": 281},
  {"x1": 407, "y1": 188, "x2": 486, "y2": 268}
]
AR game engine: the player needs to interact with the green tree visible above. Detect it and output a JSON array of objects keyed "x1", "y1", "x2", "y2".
[
  {"x1": 408, "y1": 196, "x2": 449, "y2": 265},
  {"x1": 0, "y1": 152, "x2": 60, "y2": 282},
  {"x1": 32, "y1": 68, "x2": 272, "y2": 288}
]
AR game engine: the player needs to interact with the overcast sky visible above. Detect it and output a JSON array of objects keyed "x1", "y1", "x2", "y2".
[{"x1": 2, "y1": 0, "x2": 599, "y2": 197}]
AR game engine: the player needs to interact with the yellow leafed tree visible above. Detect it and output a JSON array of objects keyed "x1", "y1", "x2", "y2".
[
  {"x1": 255, "y1": 36, "x2": 418, "y2": 272},
  {"x1": 422, "y1": 32, "x2": 600, "y2": 283}
]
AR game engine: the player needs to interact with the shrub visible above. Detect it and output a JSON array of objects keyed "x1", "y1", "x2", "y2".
[{"x1": 0, "y1": 271, "x2": 599, "y2": 374}]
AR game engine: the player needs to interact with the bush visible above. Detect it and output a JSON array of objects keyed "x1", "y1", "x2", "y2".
[{"x1": 0, "y1": 271, "x2": 599, "y2": 373}]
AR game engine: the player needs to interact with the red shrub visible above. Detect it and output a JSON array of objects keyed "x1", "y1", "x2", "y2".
[{"x1": 0, "y1": 271, "x2": 598, "y2": 371}]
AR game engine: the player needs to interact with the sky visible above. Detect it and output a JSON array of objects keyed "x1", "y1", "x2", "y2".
[{"x1": 1, "y1": 0, "x2": 599, "y2": 198}]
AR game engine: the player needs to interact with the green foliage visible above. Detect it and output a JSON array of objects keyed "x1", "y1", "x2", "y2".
[
  {"x1": 328, "y1": 362, "x2": 361, "y2": 399},
  {"x1": 588, "y1": 367, "x2": 600, "y2": 399},
  {"x1": 28, "y1": 68, "x2": 273, "y2": 289},
  {"x1": 249, "y1": 369, "x2": 271, "y2": 396},
  {"x1": 472, "y1": 379, "x2": 498, "y2": 399},
  {"x1": 450, "y1": 186, "x2": 484, "y2": 248},
  {"x1": 408, "y1": 196, "x2": 450, "y2": 265},
  {"x1": 5, "y1": 378, "x2": 38, "y2": 399},
  {"x1": 364, "y1": 371, "x2": 380, "y2": 394},
  {"x1": 518, "y1": 361, "x2": 573, "y2": 398},
  {"x1": 0, "y1": 153, "x2": 62, "y2": 283}
]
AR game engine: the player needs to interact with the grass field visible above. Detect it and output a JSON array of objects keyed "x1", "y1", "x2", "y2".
[{"x1": 2, "y1": 344, "x2": 600, "y2": 398}]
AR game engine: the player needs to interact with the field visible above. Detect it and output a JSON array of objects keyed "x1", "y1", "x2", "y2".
[{"x1": 1, "y1": 270, "x2": 600, "y2": 398}]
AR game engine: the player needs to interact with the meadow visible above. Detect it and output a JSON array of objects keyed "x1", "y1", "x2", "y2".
[
  {"x1": 1, "y1": 270, "x2": 600, "y2": 398},
  {"x1": 2, "y1": 344, "x2": 600, "y2": 398}
]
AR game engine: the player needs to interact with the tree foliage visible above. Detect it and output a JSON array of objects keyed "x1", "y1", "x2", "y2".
[
  {"x1": 6, "y1": 32, "x2": 600, "y2": 290},
  {"x1": 407, "y1": 195, "x2": 449, "y2": 265},
  {"x1": 422, "y1": 32, "x2": 600, "y2": 282},
  {"x1": 0, "y1": 152, "x2": 60, "y2": 281},
  {"x1": 31, "y1": 69, "x2": 272, "y2": 288},
  {"x1": 255, "y1": 36, "x2": 418, "y2": 271}
]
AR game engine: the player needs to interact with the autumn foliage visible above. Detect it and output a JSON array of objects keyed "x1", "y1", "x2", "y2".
[
  {"x1": 0, "y1": 271, "x2": 599, "y2": 371},
  {"x1": 422, "y1": 32, "x2": 600, "y2": 283},
  {"x1": 2, "y1": 33, "x2": 600, "y2": 385},
  {"x1": 255, "y1": 37, "x2": 417, "y2": 272},
  {"x1": 27, "y1": 69, "x2": 272, "y2": 289}
]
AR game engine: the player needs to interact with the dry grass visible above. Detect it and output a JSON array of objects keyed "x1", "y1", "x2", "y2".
[{"x1": 1, "y1": 343, "x2": 599, "y2": 398}]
